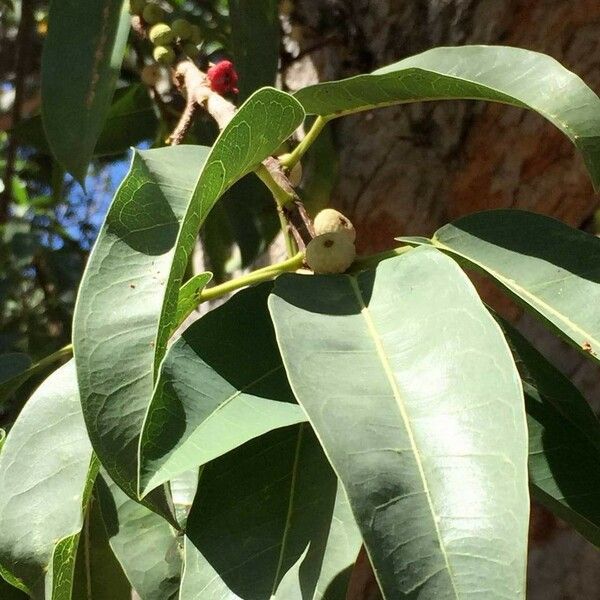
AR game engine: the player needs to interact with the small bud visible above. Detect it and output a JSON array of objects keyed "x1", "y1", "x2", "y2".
[
  {"x1": 305, "y1": 231, "x2": 356, "y2": 274},
  {"x1": 207, "y1": 60, "x2": 239, "y2": 95},
  {"x1": 153, "y1": 45, "x2": 175, "y2": 66},
  {"x1": 313, "y1": 208, "x2": 356, "y2": 243},
  {"x1": 288, "y1": 162, "x2": 302, "y2": 186},
  {"x1": 171, "y1": 18, "x2": 192, "y2": 40},
  {"x1": 129, "y1": 0, "x2": 147, "y2": 15},
  {"x1": 140, "y1": 63, "x2": 161, "y2": 86},
  {"x1": 182, "y1": 42, "x2": 200, "y2": 58},
  {"x1": 190, "y1": 24, "x2": 203, "y2": 44},
  {"x1": 142, "y1": 3, "x2": 164, "y2": 25},
  {"x1": 149, "y1": 23, "x2": 174, "y2": 45}
]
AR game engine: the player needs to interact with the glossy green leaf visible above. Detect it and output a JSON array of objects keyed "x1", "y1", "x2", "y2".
[
  {"x1": 175, "y1": 272, "x2": 212, "y2": 326},
  {"x1": 74, "y1": 88, "x2": 303, "y2": 519},
  {"x1": 139, "y1": 282, "x2": 306, "y2": 496},
  {"x1": 96, "y1": 473, "x2": 181, "y2": 600},
  {"x1": 15, "y1": 84, "x2": 158, "y2": 158},
  {"x1": 498, "y1": 318, "x2": 600, "y2": 547},
  {"x1": 41, "y1": 0, "x2": 130, "y2": 182},
  {"x1": 230, "y1": 0, "x2": 279, "y2": 101},
  {"x1": 181, "y1": 424, "x2": 361, "y2": 599},
  {"x1": 401, "y1": 210, "x2": 600, "y2": 363},
  {"x1": 72, "y1": 497, "x2": 132, "y2": 600},
  {"x1": 0, "y1": 362, "x2": 95, "y2": 599},
  {"x1": 295, "y1": 46, "x2": 600, "y2": 189},
  {"x1": 269, "y1": 247, "x2": 529, "y2": 599}
]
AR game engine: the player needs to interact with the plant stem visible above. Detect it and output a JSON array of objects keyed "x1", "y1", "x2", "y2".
[
  {"x1": 255, "y1": 162, "x2": 298, "y2": 256},
  {"x1": 280, "y1": 116, "x2": 329, "y2": 169},
  {"x1": 255, "y1": 163, "x2": 295, "y2": 207},
  {"x1": 198, "y1": 252, "x2": 304, "y2": 303},
  {"x1": 33, "y1": 343, "x2": 73, "y2": 370},
  {"x1": 277, "y1": 207, "x2": 297, "y2": 258}
]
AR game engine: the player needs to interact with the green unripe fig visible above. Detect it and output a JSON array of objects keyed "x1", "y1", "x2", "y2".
[
  {"x1": 172, "y1": 18, "x2": 193, "y2": 40},
  {"x1": 153, "y1": 45, "x2": 175, "y2": 66},
  {"x1": 129, "y1": 0, "x2": 146, "y2": 15},
  {"x1": 142, "y1": 3, "x2": 164, "y2": 24},
  {"x1": 182, "y1": 42, "x2": 200, "y2": 58},
  {"x1": 190, "y1": 24, "x2": 203, "y2": 44},
  {"x1": 313, "y1": 208, "x2": 356, "y2": 243},
  {"x1": 305, "y1": 231, "x2": 356, "y2": 274},
  {"x1": 149, "y1": 23, "x2": 174, "y2": 45}
]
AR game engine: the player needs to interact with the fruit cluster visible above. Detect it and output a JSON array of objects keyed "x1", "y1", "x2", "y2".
[
  {"x1": 129, "y1": 0, "x2": 202, "y2": 65},
  {"x1": 305, "y1": 209, "x2": 357, "y2": 274}
]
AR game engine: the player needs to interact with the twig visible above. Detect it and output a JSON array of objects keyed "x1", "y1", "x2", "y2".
[{"x1": 168, "y1": 99, "x2": 200, "y2": 145}]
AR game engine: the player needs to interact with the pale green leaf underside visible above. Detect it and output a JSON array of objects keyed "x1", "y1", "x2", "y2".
[
  {"x1": 182, "y1": 425, "x2": 361, "y2": 599},
  {"x1": 295, "y1": 46, "x2": 600, "y2": 188},
  {"x1": 96, "y1": 473, "x2": 181, "y2": 600},
  {"x1": 74, "y1": 84, "x2": 304, "y2": 521},
  {"x1": 269, "y1": 247, "x2": 529, "y2": 599},
  {"x1": 400, "y1": 210, "x2": 600, "y2": 363},
  {"x1": 0, "y1": 362, "x2": 93, "y2": 599},
  {"x1": 139, "y1": 283, "x2": 305, "y2": 495}
]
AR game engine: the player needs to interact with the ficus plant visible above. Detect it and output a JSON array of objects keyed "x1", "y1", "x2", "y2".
[{"x1": 1, "y1": 2, "x2": 600, "y2": 599}]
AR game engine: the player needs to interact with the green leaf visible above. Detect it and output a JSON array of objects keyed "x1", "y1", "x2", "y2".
[
  {"x1": 295, "y1": 46, "x2": 600, "y2": 189},
  {"x1": 175, "y1": 272, "x2": 213, "y2": 326},
  {"x1": 96, "y1": 473, "x2": 181, "y2": 600},
  {"x1": 181, "y1": 425, "x2": 361, "y2": 599},
  {"x1": 269, "y1": 247, "x2": 529, "y2": 599},
  {"x1": 0, "y1": 347, "x2": 72, "y2": 406},
  {"x1": 0, "y1": 352, "x2": 31, "y2": 404},
  {"x1": 498, "y1": 318, "x2": 600, "y2": 547},
  {"x1": 41, "y1": 0, "x2": 130, "y2": 182},
  {"x1": 401, "y1": 210, "x2": 600, "y2": 363},
  {"x1": 15, "y1": 84, "x2": 158, "y2": 158},
  {"x1": 229, "y1": 0, "x2": 280, "y2": 101},
  {"x1": 0, "y1": 362, "x2": 95, "y2": 599},
  {"x1": 139, "y1": 282, "x2": 306, "y2": 496},
  {"x1": 72, "y1": 496, "x2": 132, "y2": 600},
  {"x1": 73, "y1": 88, "x2": 304, "y2": 518}
]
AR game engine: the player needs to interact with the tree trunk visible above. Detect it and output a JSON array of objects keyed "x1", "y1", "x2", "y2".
[{"x1": 285, "y1": 1, "x2": 600, "y2": 596}]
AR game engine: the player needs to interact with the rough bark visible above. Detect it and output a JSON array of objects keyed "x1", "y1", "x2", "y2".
[{"x1": 286, "y1": 0, "x2": 600, "y2": 596}]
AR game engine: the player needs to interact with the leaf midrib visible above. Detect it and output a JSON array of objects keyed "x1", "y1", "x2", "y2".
[
  {"x1": 348, "y1": 277, "x2": 459, "y2": 600},
  {"x1": 270, "y1": 423, "x2": 304, "y2": 597}
]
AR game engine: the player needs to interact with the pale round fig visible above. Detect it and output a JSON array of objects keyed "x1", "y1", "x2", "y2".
[
  {"x1": 305, "y1": 231, "x2": 356, "y2": 274},
  {"x1": 313, "y1": 208, "x2": 356, "y2": 243},
  {"x1": 149, "y1": 23, "x2": 174, "y2": 45}
]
